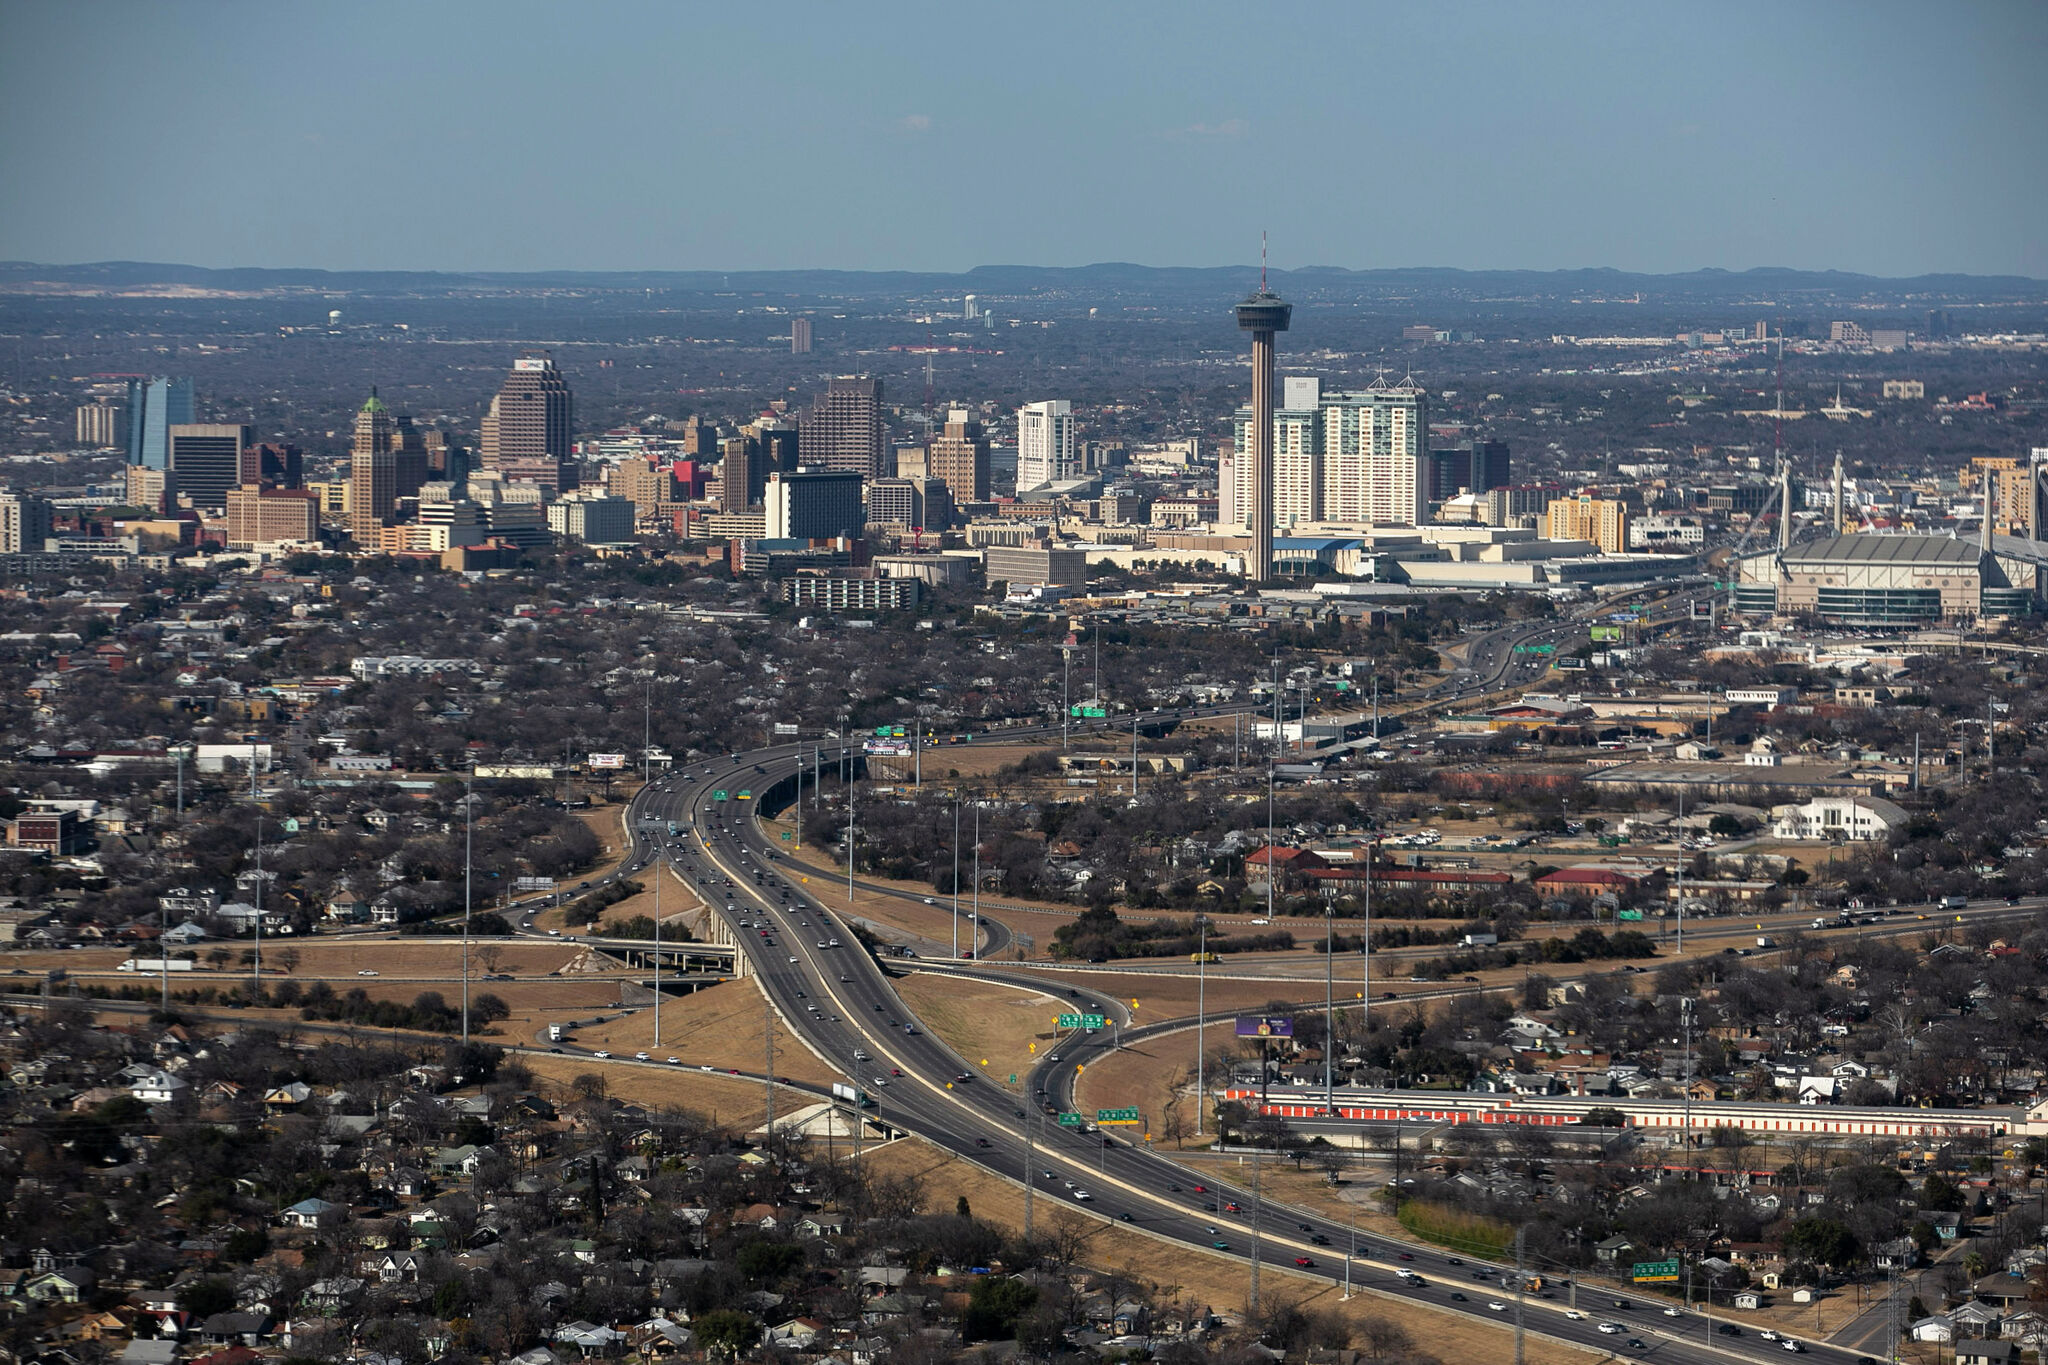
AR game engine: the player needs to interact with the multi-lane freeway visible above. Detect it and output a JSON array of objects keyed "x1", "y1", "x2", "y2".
[{"x1": 511, "y1": 712, "x2": 1882, "y2": 1365}]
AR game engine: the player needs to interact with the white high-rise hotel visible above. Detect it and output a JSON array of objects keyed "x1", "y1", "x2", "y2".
[
  {"x1": 1016, "y1": 400, "x2": 1077, "y2": 489},
  {"x1": 1226, "y1": 377, "x2": 1428, "y2": 530}
]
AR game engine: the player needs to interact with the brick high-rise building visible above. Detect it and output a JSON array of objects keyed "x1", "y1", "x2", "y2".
[
  {"x1": 927, "y1": 407, "x2": 990, "y2": 502},
  {"x1": 348, "y1": 392, "x2": 397, "y2": 537},
  {"x1": 225, "y1": 485, "x2": 320, "y2": 549},
  {"x1": 479, "y1": 351, "x2": 575, "y2": 493},
  {"x1": 1545, "y1": 493, "x2": 1630, "y2": 553},
  {"x1": 719, "y1": 435, "x2": 764, "y2": 512},
  {"x1": 801, "y1": 376, "x2": 886, "y2": 478}
]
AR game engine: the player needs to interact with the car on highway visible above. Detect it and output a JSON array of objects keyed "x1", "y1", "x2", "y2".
[
  {"x1": 1759, "y1": 1330, "x2": 1779, "y2": 1341},
  {"x1": 1597, "y1": 1323, "x2": 1623, "y2": 1335},
  {"x1": 871, "y1": 1077, "x2": 888, "y2": 1087},
  {"x1": 1779, "y1": 1343, "x2": 1802, "y2": 1354},
  {"x1": 1210, "y1": 1240, "x2": 1229, "y2": 1250},
  {"x1": 1626, "y1": 1340, "x2": 1647, "y2": 1352},
  {"x1": 666, "y1": 1057, "x2": 681, "y2": 1065},
  {"x1": 974, "y1": 1138, "x2": 991, "y2": 1149},
  {"x1": 1309, "y1": 1234, "x2": 1329, "y2": 1246},
  {"x1": 357, "y1": 969, "x2": 379, "y2": 976},
  {"x1": 593, "y1": 1051, "x2": 611, "y2": 1059},
  {"x1": 1292, "y1": 1257, "x2": 1314, "y2": 1268},
  {"x1": 1563, "y1": 1311, "x2": 1584, "y2": 1321},
  {"x1": 633, "y1": 1052, "x2": 650, "y2": 1061},
  {"x1": 1487, "y1": 1301, "x2": 1506, "y2": 1312},
  {"x1": 1661, "y1": 1306, "x2": 1682, "y2": 1318},
  {"x1": 1716, "y1": 1324, "x2": 1741, "y2": 1337},
  {"x1": 1449, "y1": 1292, "x2": 1466, "y2": 1302}
]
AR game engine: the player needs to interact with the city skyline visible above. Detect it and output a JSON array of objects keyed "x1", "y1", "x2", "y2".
[{"x1": 3, "y1": 1, "x2": 2044, "y2": 279}]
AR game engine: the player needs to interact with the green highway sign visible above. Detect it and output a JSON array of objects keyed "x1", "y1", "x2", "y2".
[
  {"x1": 1096, "y1": 1107, "x2": 1141, "y2": 1125},
  {"x1": 1070, "y1": 704, "x2": 1107, "y2": 718},
  {"x1": 713, "y1": 790, "x2": 729, "y2": 801},
  {"x1": 1057, "y1": 1013, "x2": 1107, "y2": 1030},
  {"x1": 1057, "y1": 1111, "x2": 1084, "y2": 1127},
  {"x1": 780, "y1": 831, "x2": 793, "y2": 842},
  {"x1": 1617, "y1": 909, "x2": 1644, "y2": 921},
  {"x1": 1631, "y1": 1260, "x2": 1680, "y2": 1283}
]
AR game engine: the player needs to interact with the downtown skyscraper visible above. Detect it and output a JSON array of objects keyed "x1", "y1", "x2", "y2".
[
  {"x1": 801, "y1": 376, "x2": 886, "y2": 479},
  {"x1": 126, "y1": 377, "x2": 195, "y2": 471},
  {"x1": 480, "y1": 351, "x2": 576, "y2": 493}
]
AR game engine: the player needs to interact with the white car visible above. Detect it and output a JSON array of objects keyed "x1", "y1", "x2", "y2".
[
  {"x1": 871, "y1": 1077, "x2": 889, "y2": 1088},
  {"x1": 667, "y1": 1057, "x2": 681, "y2": 1065},
  {"x1": 1487, "y1": 1301, "x2": 1507, "y2": 1312},
  {"x1": 1759, "y1": 1330, "x2": 1779, "y2": 1341},
  {"x1": 1662, "y1": 1306, "x2": 1682, "y2": 1318},
  {"x1": 593, "y1": 1051, "x2": 611, "y2": 1059},
  {"x1": 1071, "y1": 1189, "x2": 1093, "y2": 1201},
  {"x1": 1780, "y1": 1342, "x2": 1803, "y2": 1354},
  {"x1": 357, "y1": 969, "x2": 379, "y2": 976},
  {"x1": 1596, "y1": 1322, "x2": 1623, "y2": 1334},
  {"x1": 634, "y1": 1052, "x2": 650, "y2": 1061},
  {"x1": 1563, "y1": 1310, "x2": 1585, "y2": 1320}
]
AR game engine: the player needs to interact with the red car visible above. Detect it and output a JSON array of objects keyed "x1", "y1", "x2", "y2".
[
  {"x1": 1192, "y1": 1184, "x2": 1208, "y2": 1193},
  {"x1": 1293, "y1": 1256, "x2": 1315, "y2": 1268},
  {"x1": 1225, "y1": 1201, "x2": 1241, "y2": 1213}
]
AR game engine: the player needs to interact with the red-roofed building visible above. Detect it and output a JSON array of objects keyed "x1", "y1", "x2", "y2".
[
  {"x1": 1534, "y1": 866, "x2": 1642, "y2": 894},
  {"x1": 1245, "y1": 846, "x2": 1326, "y2": 887}
]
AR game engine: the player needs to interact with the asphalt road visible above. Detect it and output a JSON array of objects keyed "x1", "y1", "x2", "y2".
[{"x1": 513, "y1": 708, "x2": 1875, "y2": 1365}]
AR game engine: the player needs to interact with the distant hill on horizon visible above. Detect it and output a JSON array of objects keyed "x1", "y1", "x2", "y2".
[{"x1": 2, "y1": 258, "x2": 2042, "y2": 304}]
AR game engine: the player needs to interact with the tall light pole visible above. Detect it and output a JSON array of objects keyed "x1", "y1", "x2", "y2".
[
  {"x1": 1062, "y1": 642, "x2": 1072, "y2": 751},
  {"x1": 971, "y1": 803, "x2": 981, "y2": 958},
  {"x1": 951, "y1": 795, "x2": 962, "y2": 960},
  {"x1": 653, "y1": 844, "x2": 662, "y2": 1048},
  {"x1": 1195, "y1": 916, "x2": 1208, "y2": 1137},
  {"x1": 250, "y1": 813, "x2": 263, "y2": 995},
  {"x1": 1324, "y1": 892, "x2": 1336, "y2": 1114},
  {"x1": 846, "y1": 749, "x2": 856, "y2": 910},
  {"x1": 461, "y1": 778, "x2": 473, "y2": 1044}
]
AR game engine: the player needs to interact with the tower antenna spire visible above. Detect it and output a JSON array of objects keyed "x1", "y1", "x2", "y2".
[{"x1": 1261, "y1": 231, "x2": 1268, "y2": 292}]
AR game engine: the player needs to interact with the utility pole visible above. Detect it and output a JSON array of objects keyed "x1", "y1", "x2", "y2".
[
  {"x1": 763, "y1": 992, "x2": 775, "y2": 1155},
  {"x1": 846, "y1": 753, "x2": 856, "y2": 910},
  {"x1": 972, "y1": 803, "x2": 981, "y2": 957},
  {"x1": 1130, "y1": 709, "x2": 1139, "y2": 798},
  {"x1": 951, "y1": 795, "x2": 961, "y2": 960},
  {"x1": 1062, "y1": 642, "x2": 1071, "y2": 752}
]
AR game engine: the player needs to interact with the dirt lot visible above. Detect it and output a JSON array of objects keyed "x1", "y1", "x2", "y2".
[
  {"x1": 861, "y1": 1137, "x2": 1599, "y2": 1360},
  {"x1": 894, "y1": 973, "x2": 1064, "y2": 1093},
  {"x1": 560, "y1": 977, "x2": 839, "y2": 1087}
]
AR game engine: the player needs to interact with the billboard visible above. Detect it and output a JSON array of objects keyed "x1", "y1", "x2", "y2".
[
  {"x1": 587, "y1": 753, "x2": 627, "y2": 769},
  {"x1": 1590, "y1": 625, "x2": 1623, "y2": 643},
  {"x1": 772, "y1": 723, "x2": 799, "y2": 737},
  {"x1": 474, "y1": 764, "x2": 559, "y2": 780},
  {"x1": 1235, "y1": 1016, "x2": 1294, "y2": 1038},
  {"x1": 864, "y1": 739, "x2": 913, "y2": 757}
]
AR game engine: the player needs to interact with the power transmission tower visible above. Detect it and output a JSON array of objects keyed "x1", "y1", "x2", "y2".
[{"x1": 1513, "y1": 1225, "x2": 1527, "y2": 1365}]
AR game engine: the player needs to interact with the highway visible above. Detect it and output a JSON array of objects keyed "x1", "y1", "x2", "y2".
[{"x1": 519, "y1": 709, "x2": 1878, "y2": 1365}]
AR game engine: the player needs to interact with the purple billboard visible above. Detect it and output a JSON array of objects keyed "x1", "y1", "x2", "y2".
[{"x1": 1235, "y1": 1016, "x2": 1294, "y2": 1038}]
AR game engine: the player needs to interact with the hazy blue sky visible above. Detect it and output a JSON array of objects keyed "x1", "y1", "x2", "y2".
[{"x1": 4, "y1": 0, "x2": 2043, "y2": 277}]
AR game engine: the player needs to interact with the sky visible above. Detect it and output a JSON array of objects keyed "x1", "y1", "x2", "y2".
[{"x1": 3, "y1": 0, "x2": 2044, "y2": 278}]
